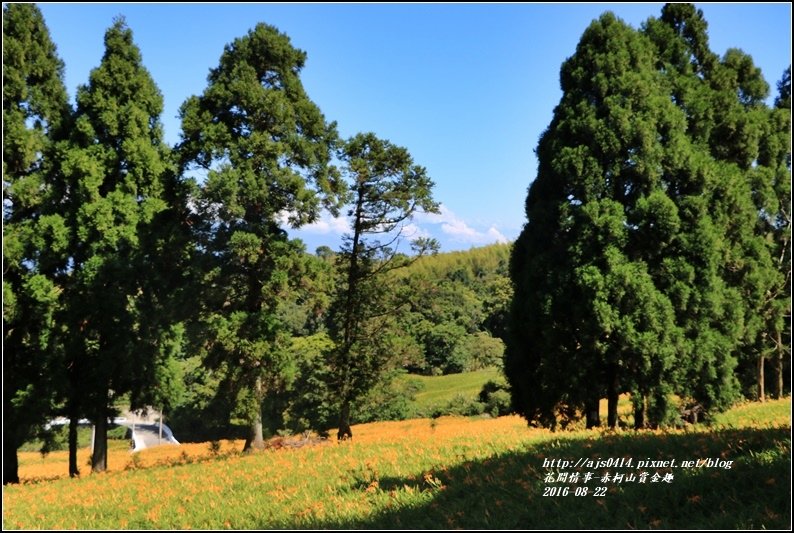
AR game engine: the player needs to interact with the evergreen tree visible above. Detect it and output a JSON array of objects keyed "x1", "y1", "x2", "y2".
[
  {"x1": 508, "y1": 13, "x2": 687, "y2": 429},
  {"x1": 506, "y1": 8, "x2": 757, "y2": 429},
  {"x1": 509, "y1": 4, "x2": 786, "y2": 430},
  {"x1": 647, "y1": 5, "x2": 788, "y2": 407},
  {"x1": 749, "y1": 67, "x2": 791, "y2": 399},
  {"x1": 177, "y1": 23, "x2": 341, "y2": 451},
  {"x1": 769, "y1": 67, "x2": 791, "y2": 398},
  {"x1": 59, "y1": 17, "x2": 176, "y2": 472},
  {"x1": 327, "y1": 132, "x2": 438, "y2": 440},
  {"x1": 3, "y1": 3, "x2": 71, "y2": 484}
]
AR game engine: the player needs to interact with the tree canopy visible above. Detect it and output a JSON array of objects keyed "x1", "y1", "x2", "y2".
[
  {"x1": 507, "y1": 4, "x2": 791, "y2": 430},
  {"x1": 177, "y1": 22, "x2": 342, "y2": 451},
  {"x1": 3, "y1": 2, "x2": 71, "y2": 485},
  {"x1": 58, "y1": 17, "x2": 177, "y2": 472}
]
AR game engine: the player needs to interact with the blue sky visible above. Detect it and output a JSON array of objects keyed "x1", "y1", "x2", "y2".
[{"x1": 35, "y1": 2, "x2": 791, "y2": 254}]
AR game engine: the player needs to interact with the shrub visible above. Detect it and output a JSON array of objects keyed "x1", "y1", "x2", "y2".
[
  {"x1": 353, "y1": 374, "x2": 424, "y2": 423},
  {"x1": 478, "y1": 379, "x2": 513, "y2": 417},
  {"x1": 432, "y1": 394, "x2": 486, "y2": 418},
  {"x1": 455, "y1": 332, "x2": 505, "y2": 372}
]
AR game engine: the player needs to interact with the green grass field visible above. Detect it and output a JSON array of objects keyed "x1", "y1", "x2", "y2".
[
  {"x1": 402, "y1": 367, "x2": 502, "y2": 415},
  {"x1": 4, "y1": 397, "x2": 790, "y2": 529}
]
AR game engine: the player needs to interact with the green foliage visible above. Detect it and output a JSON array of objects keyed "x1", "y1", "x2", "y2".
[
  {"x1": 645, "y1": 5, "x2": 790, "y2": 405},
  {"x1": 351, "y1": 372, "x2": 424, "y2": 424},
  {"x1": 3, "y1": 2, "x2": 71, "y2": 484},
  {"x1": 178, "y1": 22, "x2": 341, "y2": 448},
  {"x1": 431, "y1": 394, "x2": 485, "y2": 418},
  {"x1": 479, "y1": 379, "x2": 513, "y2": 417},
  {"x1": 326, "y1": 132, "x2": 439, "y2": 438},
  {"x1": 168, "y1": 355, "x2": 248, "y2": 443},
  {"x1": 400, "y1": 243, "x2": 511, "y2": 282},
  {"x1": 421, "y1": 322, "x2": 467, "y2": 374},
  {"x1": 389, "y1": 244, "x2": 513, "y2": 375},
  {"x1": 277, "y1": 251, "x2": 336, "y2": 336},
  {"x1": 507, "y1": 5, "x2": 788, "y2": 431},
  {"x1": 457, "y1": 332, "x2": 505, "y2": 372},
  {"x1": 509, "y1": 11, "x2": 688, "y2": 428},
  {"x1": 263, "y1": 333, "x2": 337, "y2": 435},
  {"x1": 54, "y1": 17, "x2": 180, "y2": 472}
]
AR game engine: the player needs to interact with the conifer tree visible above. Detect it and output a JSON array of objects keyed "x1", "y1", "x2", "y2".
[
  {"x1": 327, "y1": 132, "x2": 438, "y2": 440},
  {"x1": 59, "y1": 17, "x2": 175, "y2": 472},
  {"x1": 3, "y1": 3, "x2": 71, "y2": 484},
  {"x1": 506, "y1": 5, "x2": 772, "y2": 428},
  {"x1": 178, "y1": 23, "x2": 341, "y2": 451}
]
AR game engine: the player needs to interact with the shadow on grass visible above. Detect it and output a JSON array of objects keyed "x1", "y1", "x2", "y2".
[{"x1": 292, "y1": 426, "x2": 790, "y2": 530}]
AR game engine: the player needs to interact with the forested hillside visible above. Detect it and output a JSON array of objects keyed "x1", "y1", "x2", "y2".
[{"x1": 171, "y1": 243, "x2": 513, "y2": 441}]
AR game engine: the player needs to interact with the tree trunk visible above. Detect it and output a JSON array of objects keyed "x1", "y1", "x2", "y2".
[
  {"x1": 91, "y1": 411, "x2": 108, "y2": 473},
  {"x1": 243, "y1": 377, "x2": 265, "y2": 453},
  {"x1": 607, "y1": 366, "x2": 619, "y2": 429},
  {"x1": 243, "y1": 412, "x2": 265, "y2": 453},
  {"x1": 334, "y1": 186, "x2": 365, "y2": 444},
  {"x1": 775, "y1": 330, "x2": 784, "y2": 399},
  {"x1": 758, "y1": 354, "x2": 765, "y2": 402},
  {"x1": 585, "y1": 395, "x2": 600, "y2": 429},
  {"x1": 68, "y1": 413, "x2": 80, "y2": 478},
  {"x1": 3, "y1": 438, "x2": 20, "y2": 485},
  {"x1": 337, "y1": 400, "x2": 353, "y2": 440},
  {"x1": 633, "y1": 394, "x2": 648, "y2": 430}
]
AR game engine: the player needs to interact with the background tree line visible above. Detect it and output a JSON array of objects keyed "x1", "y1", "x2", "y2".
[
  {"x1": 170, "y1": 242, "x2": 514, "y2": 441},
  {"x1": 507, "y1": 4, "x2": 790, "y2": 431}
]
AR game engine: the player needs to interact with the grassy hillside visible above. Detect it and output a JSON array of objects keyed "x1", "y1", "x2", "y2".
[
  {"x1": 403, "y1": 367, "x2": 502, "y2": 415},
  {"x1": 5, "y1": 398, "x2": 790, "y2": 529}
]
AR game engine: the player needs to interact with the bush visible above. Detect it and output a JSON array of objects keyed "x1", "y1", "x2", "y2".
[
  {"x1": 353, "y1": 375, "x2": 424, "y2": 423},
  {"x1": 478, "y1": 379, "x2": 513, "y2": 417},
  {"x1": 422, "y1": 322, "x2": 468, "y2": 375},
  {"x1": 432, "y1": 394, "x2": 485, "y2": 418},
  {"x1": 485, "y1": 390, "x2": 512, "y2": 417},
  {"x1": 455, "y1": 332, "x2": 505, "y2": 372}
]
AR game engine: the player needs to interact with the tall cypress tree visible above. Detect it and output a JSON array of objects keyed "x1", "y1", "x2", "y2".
[
  {"x1": 746, "y1": 66, "x2": 791, "y2": 400},
  {"x1": 769, "y1": 67, "x2": 791, "y2": 398},
  {"x1": 59, "y1": 17, "x2": 174, "y2": 472},
  {"x1": 507, "y1": 5, "x2": 773, "y2": 428},
  {"x1": 639, "y1": 5, "x2": 741, "y2": 414},
  {"x1": 507, "y1": 13, "x2": 688, "y2": 429},
  {"x1": 3, "y1": 3, "x2": 71, "y2": 484},
  {"x1": 647, "y1": 4, "x2": 787, "y2": 407},
  {"x1": 178, "y1": 23, "x2": 342, "y2": 451}
]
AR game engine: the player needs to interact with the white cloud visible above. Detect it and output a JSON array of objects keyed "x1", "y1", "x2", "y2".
[
  {"x1": 417, "y1": 204, "x2": 509, "y2": 245},
  {"x1": 400, "y1": 222, "x2": 431, "y2": 240},
  {"x1": 284, "y1": 204, "x2": 509, "y2": 250},
  {"x1": 301, "y1": 213, "x2": 350, "y2": 235},
  {"x1": 275, "y1": 210, "x2": 292, "y2": 227},
  {"x1": 276, "y1": 209, "x2": 349, "y2": 235},
  {"x1": 486, "y1": 226, "x2": 509, "y2": 244}
]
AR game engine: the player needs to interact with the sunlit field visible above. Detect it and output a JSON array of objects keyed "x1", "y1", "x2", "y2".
[{"x1": 3, "y1": 399, "x2": 790, "y2": 529}]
